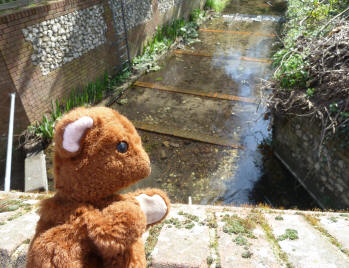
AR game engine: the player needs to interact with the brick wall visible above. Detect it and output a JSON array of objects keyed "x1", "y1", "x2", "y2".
[{"x1": 0, "y1": 0, "x2": 120, "y2": 134}]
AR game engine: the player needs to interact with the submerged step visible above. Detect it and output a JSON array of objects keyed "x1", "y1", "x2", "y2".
[
  {"x1": 173, "y1": 49, "x2": 273, "y2": 63},
  {"x1": 134, "y1": 121, "x2": 244, "y2": 149},
  {"x1": 222, "y1": 14, "x2": 283, "y2": 23},
  {"x1": 134, "y1": 81, "x2": 257, "y2": 104},
  {"x1": 139, "y1": 54, "x2": 269, "y2": 97},
  {"x1": 113, "y1": 86, "x2": 256, "y2": 144},
  {"x1": 199, "y1": 28, "x2": 276, "y2": 37},
  {"x1": 222, "y1": 0, "x2": 286, "y2": 16}
]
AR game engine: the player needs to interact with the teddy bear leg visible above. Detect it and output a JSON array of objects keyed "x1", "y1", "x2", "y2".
[
  {"x1": 27, "y1": 224, "x2": 87, "y2": 268},
  {"x1": 103, "y1": 239, "x2": 146, "y2": 268}
]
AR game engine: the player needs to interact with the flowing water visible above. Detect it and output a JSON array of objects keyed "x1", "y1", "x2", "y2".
[
  {"x1": 110, "y1": 0, "x2": 319, "y2": 209},
  {"x1": 36, "y1": 0, "x2": 318, "y2": 209}
]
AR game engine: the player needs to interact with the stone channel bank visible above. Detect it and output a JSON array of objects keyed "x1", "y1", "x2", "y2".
[{"x1": 273, "y1": 116, "x2": 349, "y2": 210}]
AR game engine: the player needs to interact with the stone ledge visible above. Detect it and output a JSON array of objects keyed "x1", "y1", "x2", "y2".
[{"x1": 0, "y1": 193, "x2": 348, "y2": 268}]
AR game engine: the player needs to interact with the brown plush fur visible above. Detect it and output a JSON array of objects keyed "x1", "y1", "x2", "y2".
[{"x1": 27, "y1": 107, "x2": 170, "y2": 268}]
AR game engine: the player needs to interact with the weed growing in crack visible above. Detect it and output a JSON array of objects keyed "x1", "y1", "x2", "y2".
[
  {"x1": 275, "y1": 215, "x2": 284, "y2": 221},
  {"x1": 277, "y1": 229, "x2": 299, "y2": 241}
]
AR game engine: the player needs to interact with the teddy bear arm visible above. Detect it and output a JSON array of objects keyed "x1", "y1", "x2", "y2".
[
  {"x1": 83, "y1": 200, "x2": 146, "y2": 257},
  {"x1": 125, "y1": 188, "x2": 170, "y2": 226}
]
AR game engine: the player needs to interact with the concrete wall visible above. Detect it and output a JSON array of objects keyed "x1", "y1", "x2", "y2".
[{"x1": 273, "y1": 116, "x2": 349, "y2": 209}]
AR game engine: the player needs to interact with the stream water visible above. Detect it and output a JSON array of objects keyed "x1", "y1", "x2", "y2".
[
  {"x1": 37, "y1": 0, "x2": 319, "y2": 210},
  {"x1": 108, "y1": 0, "x2": 319, "y2": 209}
]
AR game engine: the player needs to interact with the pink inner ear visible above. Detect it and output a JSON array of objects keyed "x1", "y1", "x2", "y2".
[{"x1": 62, "y1": 116, "x2": 94, "y2": 152}]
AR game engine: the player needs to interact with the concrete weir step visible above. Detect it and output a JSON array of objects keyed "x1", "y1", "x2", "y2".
[{"x1": 1, "y1": 192, "x2": 349, "y2": 267}]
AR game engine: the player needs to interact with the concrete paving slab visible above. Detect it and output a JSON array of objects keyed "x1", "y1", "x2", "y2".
[
  {"x1": 151, "y1": 205, "x2": 210, "y2": 267},
  {"x1": 0, "y1": 211, "x2": 17, "y2": 223},
  {"x1": 216, "y1": 211, "x2": 283, "y2": 268},
  {"x1": 0, "y1": 211, "x2": 39, "y2": 267},
  {"x1": 317, "y1": 213, "x2": 349, "y2": 251},
  {"x1": 10, "y1": 243, "x2": 29, "y2": 268},
  {"x1": 264, "y1": 213, "x2": 349, "y2": 268}
]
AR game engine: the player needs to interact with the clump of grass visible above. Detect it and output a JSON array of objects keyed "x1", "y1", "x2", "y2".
[
  {"x1": 241, "y1": 250, "x2": 253, "y2": 258},
  {"x1": 277, "y1": 229, "x2": 299, "y2": 241},
  {"x1": 329, "y1": 216, "x2": 337, "y2": 223},
  {"x1": 145, "y1": 223, "x2": 164, "y2": 266},
  {"x1": 206, "y1": 256, "x2": 214, "y2": 265},
  {"x1": 178, "y1": 211, "x2": 199, "y2": 222},
  {"x1": 164, "y1": 211, "x2": 200, "y2": 230},
  {"x1": 254, "y1": 211, "x2": 294, "y2": 267},
  {"x1": 205, "y1": 0, "x2": 230, "y2": 13},
  {"x1": 207, "y1": 212, "x2": 222, "y2": 267},
  {"x1": 275, "y1": 215, "x2": 284, "y2": 221},
  {"x1": 222, "y1": 214, "x2": 256, "y2": 238},
  {"x1": 164, "y1": 217, "x2": 182, "y2": 228},
  {"x1": 0, "y1": 199, "x2": 30, "y2": 213},
  {"x1": 234, "y1": 234, "x2": 248, "y2": 246},
  {"x1": 7, "y1": 212, "x2": 23, "y2": 221}
]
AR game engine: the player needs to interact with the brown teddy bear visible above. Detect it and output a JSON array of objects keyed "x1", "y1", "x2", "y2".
[{"x1": 27, "y1": 106, "x2": 170, "y2": 268}]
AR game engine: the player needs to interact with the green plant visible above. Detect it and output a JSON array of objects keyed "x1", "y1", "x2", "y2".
[
  {"x1": 133, "y1": 13, "x2": 204, "y2": 71},
  {"x1": 274, "y1": 52, "x2": 308, "y2": 88},
  {"x1": 306, "y1": 88, "x2": 315, "y2": 97},
  {"x1": 27, "y1": 69, "x2": 131, "y2": 142},
  {"x1": 277, "y1": 229, "x2": 299, "y2": 241},
  {"x1": 275, "y1": 215, "x2": 284, "y2": 221},
  {"x1": 234, "y1": 234, "x2": 248, "y2": 246},
  {"x1": 190, "y1": 8, "x2": 206, "y2": 23},
  {"x1": 272, "y1": 0, "x2": 348, "y2": 90},
  {"x1": 241, "y1": 250, "x2": 253, "y2": 258},
  {"x1": 205, "y1": 0, "x2": 229, "y2": 12}
]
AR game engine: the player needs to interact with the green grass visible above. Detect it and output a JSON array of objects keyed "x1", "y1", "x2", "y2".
[
  {"x1": 277, "y1": 229, "x2": 299, "y2": 241},
  {"x1": 145, "y1": 223, "x2": 164, "y2": 267},
  {"x1": 205, "y1": 0, "x2": 230, "y2": 13}
]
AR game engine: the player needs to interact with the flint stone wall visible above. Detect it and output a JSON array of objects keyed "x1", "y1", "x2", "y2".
[
  {"x1": 22, "y1": 4, "x2": 107, "y2": 75},
  {"x1": 273, "y1": 115, "x2": 349, "y2": 209}
]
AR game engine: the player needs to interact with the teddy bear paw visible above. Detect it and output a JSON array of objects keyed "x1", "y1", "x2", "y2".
[{"x1": 135, "y1": 194, "x2": 167, "y2": 225}]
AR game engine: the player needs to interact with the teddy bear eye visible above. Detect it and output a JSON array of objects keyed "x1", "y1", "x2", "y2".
[{"x1": 116, "y1": 141, "x2": 128, "y2": 153}]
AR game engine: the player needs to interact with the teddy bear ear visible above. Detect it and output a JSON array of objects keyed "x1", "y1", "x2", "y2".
[{"x1": 56, "y1": 116, "x2": 94, "y2": 158}]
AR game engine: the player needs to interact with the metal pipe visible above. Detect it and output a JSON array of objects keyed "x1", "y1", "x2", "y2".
[{"x1": 4, "y1": 93, "x2": 15, "y2": 192}]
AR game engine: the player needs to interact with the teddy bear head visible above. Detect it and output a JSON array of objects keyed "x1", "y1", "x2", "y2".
[{"x1": 53, "y1": 107, "x2": 151, "y2": 202}]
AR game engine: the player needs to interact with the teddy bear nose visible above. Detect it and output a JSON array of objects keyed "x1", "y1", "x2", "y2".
[{"x1": 116, "y1": 142, "x2": 128, "y2": 153}]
